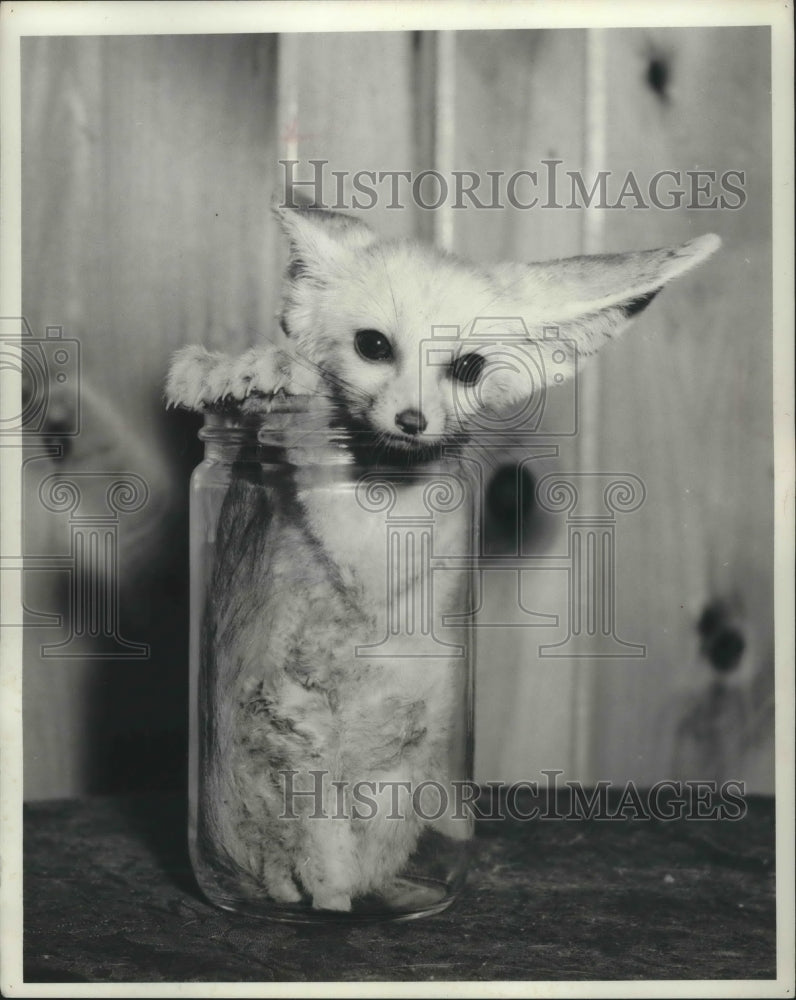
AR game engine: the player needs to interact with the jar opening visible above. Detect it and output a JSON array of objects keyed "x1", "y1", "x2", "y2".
[
  {"x1": 197, "y1": 398, "x2": 470, "y2": 471},
  {"x1": 198, "y1": 395, "x2": 313, "y2": 438}
]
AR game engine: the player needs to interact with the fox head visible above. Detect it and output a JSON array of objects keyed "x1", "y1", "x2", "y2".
[{"x1": 275, "y1": 204, "x2": 719, "y2": 454}]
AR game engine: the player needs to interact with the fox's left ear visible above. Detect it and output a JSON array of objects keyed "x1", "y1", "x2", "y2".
[
  {"x1": 506, "y1": 233, "x2": 721, "y2": 361},
  {"x1": 272, "y1": 201, "x2": 377, "y2": 281}
]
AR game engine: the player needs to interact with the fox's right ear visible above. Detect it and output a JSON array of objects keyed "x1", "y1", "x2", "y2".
[{"x1": 272, "y1": 201, "x2": 377, "y2": 281}]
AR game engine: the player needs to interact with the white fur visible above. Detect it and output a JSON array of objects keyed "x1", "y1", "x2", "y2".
[{"x1": 168, "y1": 208, "x2": 719, "y2": 911}]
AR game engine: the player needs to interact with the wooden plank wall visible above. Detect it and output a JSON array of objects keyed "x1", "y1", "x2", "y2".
[
  {"x1": 448, "y1": 27, "x2": 774, "y2": 791},
  {"x1": 22, "y1": 34, "x2": 282, "y2": 797},
  {"x1": 582, "y1": 27, "x2": 773, "y2": 790},
  {"x1": 20, "y1": 28, "x2": 773, "y2": 798}
]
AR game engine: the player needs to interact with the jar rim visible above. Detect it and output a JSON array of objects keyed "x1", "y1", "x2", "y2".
[
  {"x1": 197, "y1": 399, "x2": 362, "y2": 464},
  {"x1": 197, "y1": 396, "x2": 314, "y2": 438},
  {"x1": 197, "y1": 400, "x2": 469, "y2": 468}
]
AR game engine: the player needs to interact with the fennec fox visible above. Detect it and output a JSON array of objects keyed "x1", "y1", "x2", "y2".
[{"x1": 167, "y1": 205, "x2": 719, "y2": 912}]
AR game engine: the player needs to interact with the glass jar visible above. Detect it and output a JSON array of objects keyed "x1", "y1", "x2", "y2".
[{"x1": 188, "y1": 405, "x2": 477, "y2": 922}]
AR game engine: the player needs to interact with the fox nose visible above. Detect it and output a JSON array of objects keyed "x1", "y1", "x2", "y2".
[{"x1": 395, "y1": 408, "x2": 427, "y2": 435}]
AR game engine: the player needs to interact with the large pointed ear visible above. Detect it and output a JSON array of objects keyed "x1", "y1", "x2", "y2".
[
  {"x1": 272, "y1": 201, "x2": 377, "y2": 282},
  {"x1": 517, "y1": 233, "x2": 721, "y2": 360},
  {"x1": 481, "y1": 234, "x2": 720, "y2": 375},
  {"x1": 467, "y1": 234, "x2": 720, "y2": 412}
]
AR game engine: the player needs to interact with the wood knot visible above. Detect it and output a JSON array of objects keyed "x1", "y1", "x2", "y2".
[
  {"x1": 698, "y1": 598, "x2": 746, "y2": 673},
  {"x1": 646, "y1": 53, "x2": 671, "y2": 103}
]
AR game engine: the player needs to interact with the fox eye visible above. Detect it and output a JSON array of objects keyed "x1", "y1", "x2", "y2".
[
  {"x1": 451, "y1": 352, "x2": 486, "y2": 385},
  {"x1": 355, "y1": 328, "x2": 394, "y2": 362}
]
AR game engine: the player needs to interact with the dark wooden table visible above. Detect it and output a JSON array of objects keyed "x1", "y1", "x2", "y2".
[{"x1": 23, "y1": 792, "x2": 776, "y2": 984}]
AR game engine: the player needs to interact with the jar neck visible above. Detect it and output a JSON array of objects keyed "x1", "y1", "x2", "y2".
[
  {"x1": 198, "y1": 405, "x2": 467, "y2": 472},
  {"x1": 199, "y1": 404, "x2": 355, "y2": 467}
]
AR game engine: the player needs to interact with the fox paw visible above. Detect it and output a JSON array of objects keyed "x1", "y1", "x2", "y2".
[
  {"x1": 165, "y1": 344, "x2": 297, "y2": 412},
  {"x1": 264, "y1": 873, "x2": 303, "y2": 905},
  {"x1": 311, "y1": 889, "x2": 352, "y2": 912}
]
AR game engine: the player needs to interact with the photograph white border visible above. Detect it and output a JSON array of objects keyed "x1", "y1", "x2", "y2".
[{"x1": 1, "y1": 2, "x2": 793, "y2": 997}]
